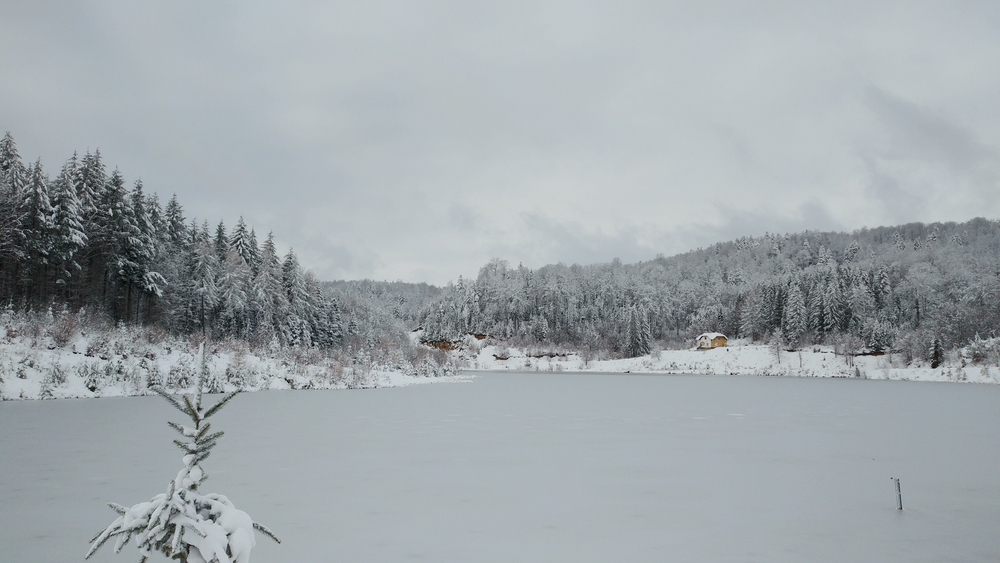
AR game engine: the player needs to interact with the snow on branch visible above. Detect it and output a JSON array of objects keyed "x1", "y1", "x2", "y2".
[{"x1": 86, "y1": 343, "x2": 279, "y2": 563}]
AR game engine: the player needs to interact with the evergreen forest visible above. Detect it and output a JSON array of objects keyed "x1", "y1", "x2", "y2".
[
  {"x1": 418, "y1": 219, "x2": 1000, "y2": 363},
  {"x1": 3, "y1": 131, "x2": 998, "y2": 367},
  {"x1": 0, "y1": 132, "x2": 343, "y2": 349}
]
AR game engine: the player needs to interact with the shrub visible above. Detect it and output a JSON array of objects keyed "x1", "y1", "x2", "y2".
[{"x1": 49, "y1": 307, "x2": 79, "y2": 348}]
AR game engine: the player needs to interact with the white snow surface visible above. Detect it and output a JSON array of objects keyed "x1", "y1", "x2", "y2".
[
  {"x1": 0, "y1": 324, "x2": 469, "y2": 401},
  {"x1": 459, "y1": 340, "x2": 1000, "y2": 384},
  {"x1": 2, "y1": 372, "x2": 998, "y2": 562}
]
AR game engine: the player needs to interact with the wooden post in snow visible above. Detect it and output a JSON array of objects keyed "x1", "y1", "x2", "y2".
[{"x1": 892, "y1": 477, "x2": 903, "y2": 510}]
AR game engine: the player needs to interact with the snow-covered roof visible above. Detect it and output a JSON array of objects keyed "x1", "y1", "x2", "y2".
[{"x1": 697, "y1": 332, "x2": 727, "y2": 340}]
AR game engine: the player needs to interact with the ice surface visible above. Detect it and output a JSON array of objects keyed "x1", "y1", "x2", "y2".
[{"x1": 1, "y1": 373, "x2": 998, "y2": 562}]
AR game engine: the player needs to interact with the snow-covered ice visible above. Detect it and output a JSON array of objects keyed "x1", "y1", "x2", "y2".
[{"x1": 2, "y1": 372, "x2": 998, "y2": 562}]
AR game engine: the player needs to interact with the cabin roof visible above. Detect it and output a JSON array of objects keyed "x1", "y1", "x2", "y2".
[{"x1": 697, "y1": 332, "x2": 727, "y2": 340}]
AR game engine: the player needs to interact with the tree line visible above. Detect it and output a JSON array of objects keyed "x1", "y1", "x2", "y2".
[
  {"x1": 5, "y1": 131, "x2": 997, "y2": 366},
  {"x1": 419, "y1": 218, "x2": 1000, "y2": 362},
  {"x1": 0, "y1": 132, "x2": 343, "y2": 348}
]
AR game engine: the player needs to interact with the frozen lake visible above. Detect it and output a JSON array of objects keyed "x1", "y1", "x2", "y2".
[{"x1": 2, "y1": 372, "x2": 998, "y2": 562}]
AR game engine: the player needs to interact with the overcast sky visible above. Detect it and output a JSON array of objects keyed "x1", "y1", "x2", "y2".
[{"x1": 2, "y1": 2, "x2": 998, "y2": 284}]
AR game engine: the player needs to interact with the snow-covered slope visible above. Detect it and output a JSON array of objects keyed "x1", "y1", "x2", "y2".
[{"x1": 0, "y1": 321, "x2": 468, "y2": 401}]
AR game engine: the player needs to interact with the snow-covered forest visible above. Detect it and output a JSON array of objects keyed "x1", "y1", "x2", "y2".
[
  {"x1": 419, "y1": 218, "x2": 1000, "y2": 364},
  {"x1": 0, "y1": 132, "x2": 463, "y2": 399},
  {"x1": 3, "y1": 130, "x2": 999, "y2": 398},
  {"x1": 0, "y1": 132, "x2": 346, "y2": 348}
]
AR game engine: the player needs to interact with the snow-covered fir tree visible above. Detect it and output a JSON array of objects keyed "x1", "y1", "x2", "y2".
[{"x1": 86, "y1": 343, "x2": 279, "y2": 563}]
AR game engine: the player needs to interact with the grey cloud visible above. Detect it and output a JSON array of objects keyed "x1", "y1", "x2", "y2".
[
  {"x1": 670, "y1": 200, "x2": 844, "y2": 254},
  {"x1": 861, "y1": 88, "x2": 1000, "y2": 221},
  {"x1": 3, "y1": 2, "x2": 1000, "y2": 283},
  {"x1": 510, "y1": 213, "x2": 653, "y2": 267}
]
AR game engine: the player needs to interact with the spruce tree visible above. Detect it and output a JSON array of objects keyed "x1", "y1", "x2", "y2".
[
  {"x1": 214, "y1": 221, "x2": 228, "y2": 259},
  {"x1": 282, "y1": 250, "x2": 312, "y2": 345},
  {"x1": 250, "y1": 232, "x2": 288, "y2": 344},
  {"x1": 188, "y1": 239, "x2": 219, "y2": 337},
  {"x1": 930, "y1": 337, "x2": 944, "y2": 368},
  {"x1": 79, "y1": 149, "x2": 106, "y2": 218},
  {"x1": 20, "y1": 159, "x2": 55, "y2": 297},
  {"x1": 0, "y1": 133, "x2": 27, "y2": 276},
  {"x1": 50, "y1": 166, "x2": 88, "y2": 287},
  {"x1": 624, "y1": 305, "x2": 650, "y2": 358},
  {"x1": 0, "y1": 131, "x2": 27, "y2": 195},
  {"x1": 164, "y1": 195, "x2": 188, "y2": 247},
  {"x1": 245, "y1": 228, "x2": 261, "y2": 276},
  {"x1": 147, "y1": 192, "x2": 165, "y2": 243},
  {"x1": 781, "y1": 282, "x2": 806, "y2": 349},
  {"x1": 822, "y1": 272, "x2": 845, "y2": 333},
  {"x1": 217, "y1": 248, "x2": 251, "y2": 338},
  {"x1": 92, "y1": 169, "x2": 131, "y2": 309},
  {"x1": 229, "y1": 217, "x2": 252, "y2": 266},
  {"x1": 86, "y1": 343, "x2": 279, "y2": 562}
]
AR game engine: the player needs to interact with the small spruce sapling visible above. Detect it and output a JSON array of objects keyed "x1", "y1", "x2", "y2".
[{"x1": 86, "y1": 343, "x2": 279, "y2": 563}]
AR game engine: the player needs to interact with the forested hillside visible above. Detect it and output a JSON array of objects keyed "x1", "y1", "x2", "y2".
[
  {"x1": 419, "y1": 218, "x2": 1000, "y2": 363},
  {"x1": 0, "y1": 132, "x2": 343, "y2": 349},
  {"x1": 323, "y1": 279, "x2": 441, "y2": 354},
  {"x1": 4, "y1": 131, "x2": 998, "y2": 370}
]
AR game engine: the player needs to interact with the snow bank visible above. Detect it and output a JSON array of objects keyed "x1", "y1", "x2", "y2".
[
  {"x1": 0, "y1": 323, "x2": 469, "y2": 401},
  {"x1": 460, "y1": 342, "x2": 1000, "y2": 384}
]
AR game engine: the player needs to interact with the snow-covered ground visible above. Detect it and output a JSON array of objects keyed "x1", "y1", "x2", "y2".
[
  {"x1": 459, "y1": 339, "x2": 1000, "y2": 384},
  {"x1": 3, "y1": 372, "x2": 998, "y2": 562},
  {"x1": 0, "y1": 319, "x2": 466, "y2": 401}
]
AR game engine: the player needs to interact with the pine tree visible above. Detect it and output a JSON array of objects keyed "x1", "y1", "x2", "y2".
[
  {"x1": 250, "y1": 232, "x2": 288, "y2": 344},
  {"x1": 188, "y1": 239, "x2": 219, "y2": 337},
  {"x1": 78, "y1": 149, "x2": 106, "y2": 218},
  {"x1": 217, "y1": 248, "x2": 251, "y2": 338},
  {"x1": 624, "y1": 305, "x2": 650, "y2": 358},
  {"x1": 50, "y1": 164, "x2": 88, "y2": 287},
  {"x1": 245, "y1": 228, "x2": 261, "y2": 276},
  {"x1": 282, "y1": 250, "x2": 312, "y2": 345},
  {"x1": 781, "y1": 281, "x2": 806, "y2": 349},
  {"x1": 822, "y1": 271, "x2": 845, "y2": 333},
  {"x1": 91, "y1": 169, "x2": 131, "y2": 309},
  {"x1": 229, "y1": 217, "x2": 252, "y2": 266},
  {"x1": 930, "y1": 337, "x2": 944, "y2": 368},
  {"x1": 0, "y1": 131, "x2": 27, "y2": 195},
  {"x1": 20, "y1": 159, "x2": 55, "y2": 297},
  {"x1": 147, "y1": 192, "x2": 165, "y2": 243},
  {"x1": 86, "y1": 343, "x2": 279, "y2": 562},
  {"x1": 807, "y1": 279, "x2": 824, "y2": 337},
  {"x1": 214, "y1": 221, "x2": 228, "y2": 259},
  {"x1": 164, "y1": 195, "x2": 187, "y2": 247},
  {"x1": 117, "y1": 180, "x2": 165, "y2": 321},
  {"x1": 738, "y1": 286, "x2": 761, "y2": 341},
  {"x1": 0, "y1": 133, "x2": 27, "y2": 273}
]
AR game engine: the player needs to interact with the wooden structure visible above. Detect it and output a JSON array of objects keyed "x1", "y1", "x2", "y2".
[{"x1": 696, "y1": 332, "x2": 728, "y2": 349}]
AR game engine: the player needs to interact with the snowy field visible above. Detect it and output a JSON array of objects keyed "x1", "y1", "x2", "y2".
[
  {"x1": 463, "y1": 341, "x2": 1000, "y2": 384},
  {"x1": 2, "y1": 372, "x2": 998, "y2": 562}
]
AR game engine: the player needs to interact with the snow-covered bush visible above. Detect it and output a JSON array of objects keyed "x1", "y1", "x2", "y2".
[
  {"x1": 86, "y1": 344, "x2": 279, "y2": 562},
  {"x1": 145, "y1": 359, "x2": 165, "y2": 389},
  {"x1": 78, "y1": 361, "x2": 102, "y2": 393},
  {"x1": 168, "y1": 356, "x2": 196, "y2": 389},
  {"x1": 224, "y1": 355, "x2": 257, "y2": 390},
  {"x1": 38, "y1": 360, "x2": 67, "y2": 398}
]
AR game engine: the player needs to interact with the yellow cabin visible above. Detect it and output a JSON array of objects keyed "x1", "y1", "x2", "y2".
[{"x1": 696, "y1": 332, "x2": 727, "y2": 349}]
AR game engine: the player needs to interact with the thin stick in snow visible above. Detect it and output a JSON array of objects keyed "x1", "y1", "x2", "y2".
[{"x1": 891, "y1": 477, "x2": 903, "y2": 510}]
